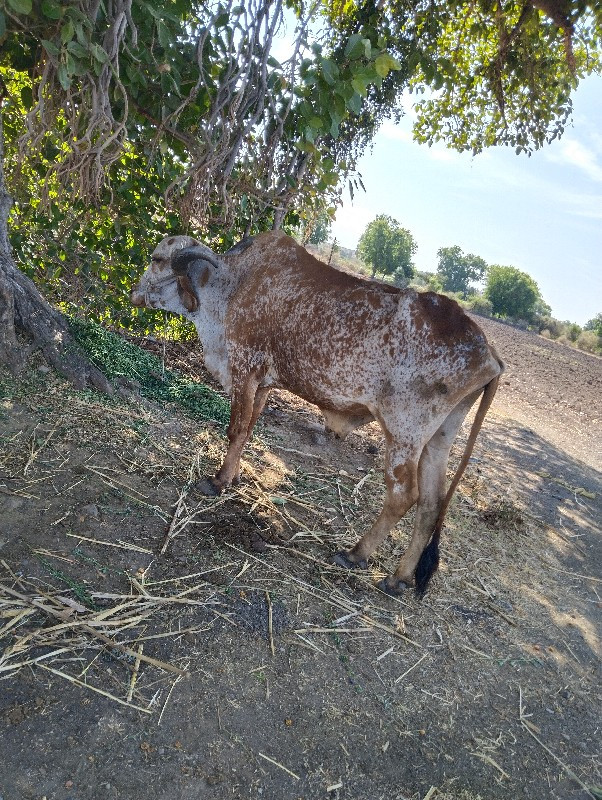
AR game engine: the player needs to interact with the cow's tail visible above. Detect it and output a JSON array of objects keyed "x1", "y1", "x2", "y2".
[{"x1": 414, "y1": 373, "x2": 501, "y2": 598}]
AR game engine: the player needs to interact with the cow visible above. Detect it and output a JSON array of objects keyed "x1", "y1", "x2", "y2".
[{"x1": 131, "y1": 231, "x2": 504, "y2": 596}]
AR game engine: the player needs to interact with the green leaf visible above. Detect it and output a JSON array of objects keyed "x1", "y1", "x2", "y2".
[
  {"x1": 157, "y1": 19, "x2": 171, "y2": 49},
  {"x1": 57, "y1": 63, "x2": 71, "y2": 90},
  {"x1": 90, "y1": 43, "x2": 108, "y2": 63},
  {"x1": 75, "y1": 22, "x2": 88, "y2": 46},
  {"x1": 374, "y1": 54, "x2": 390, "y2": 78},
  {"x1": 346, "y1": 93, "x2": 362, "y2": 114},
  {"x1": 7, "y1": 0, "x2": 32, "y2": 14},
  {"x1": 321, "y1": 57, "x2": 338, "y2": 85},
  {"x1": 67, "y1": 40, "x2": 88, "y2": 58},
  {"x1": 351, "y1": 76, "x2": 368, "y2": 96},
  {"x1": 0, "y1": 11, "x2": 5, "y2": 38},
  {"x1": 20, "y1": 85, "x2": 33, "y2": 109},
  {"x1": 61, "y1": 20, "x2": 75, "y2": 43},
  {"x1": 344, "y1": 34, "x2": 363, "y2": 60},
  {"x1": 69, "y1": 56, "x2": 88, "y2": 76},
  {"x1": 41, "y1": 0, "x2": 62, "y2": 18},
  {"x1": 41, "y1": 39, "x2": 59, "y2": 57}
]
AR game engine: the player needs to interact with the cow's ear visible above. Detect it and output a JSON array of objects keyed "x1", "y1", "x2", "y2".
[{"x1": 177, "y1": 275, "x2": 198, "y2": 312}]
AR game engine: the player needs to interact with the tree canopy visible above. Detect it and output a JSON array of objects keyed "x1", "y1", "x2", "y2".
[
  {"x1": 357, "y1": 215, "x2": 416, "y2": 280},
  {"x1": 584, "y1": 312, "x2": 602, "y2": 336},
  {"x1": 485, "y1": 264, "x2": 542, "y2": 319},
  {"x1": 436, "y1": 246, "x2": 488, "y2": 297}
]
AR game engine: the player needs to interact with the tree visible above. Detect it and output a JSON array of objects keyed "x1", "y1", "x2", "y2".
[
  {"x1": 436, "y1": 246, "x2": 488, "y2": 297},
  {"x1": 357, "y1": 215, "x2": 416, "y2": 280},
  {"x1": 485, "y1": 265, "x2": 542, "y2": 319},
  {"x1": 0, "y1": 0, "x2": 600, "y2": 385},
  {"x1": 308, "y1": 212, "x2": 333, "y2": 246},
  {"x1": 584, "y1": 313, "x2": 602, "y2": 336}
]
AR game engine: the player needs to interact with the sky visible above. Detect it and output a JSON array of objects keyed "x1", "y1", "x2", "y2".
[{"x1": 329, "y1": 75, "x2": 602, "y2": 326}]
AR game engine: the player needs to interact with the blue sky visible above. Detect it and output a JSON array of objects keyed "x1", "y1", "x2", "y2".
[{"x1": 330, "y1": 75, "x2": 602, "y2": 326}]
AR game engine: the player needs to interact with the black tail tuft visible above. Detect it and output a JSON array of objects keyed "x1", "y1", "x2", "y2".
[{"x1": 414, "y1": 534, "x2": 440, "y2": 599}]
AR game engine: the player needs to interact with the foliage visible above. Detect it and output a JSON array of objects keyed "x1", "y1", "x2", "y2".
[
  {"x1": 534, "y1": 315, "x2": 565, "y2": 337},
  {"x1": 575, "y1": 330, "x2": 602, "y2": 354},
  {"x1": 357, "y1": 214, "x2": 416, "y2": 279},
  {"x1": 565, "y1": 321, "x2": 582, "y2": 342},
  {"x1": 485, "y1": 264, "x2": 541, "y2": 319},
  {"x1": 308, "y1": 211, "x2": 333, "y2": 245},
  {"x1": 436, "y1": 246, "x2": 488, "y2": 297},
  {"x1": 407, "y1": 1, "x2": 602, "y2": 155},
  {"x1": 584, "y1": 312, "x2": 602, "y2": 336},
  {"x1": 463, "y1": 294, "x2": 494, "y2": 317},
  {"x1": 69, "y1": 318, "x2": 230, "y2": 425}
]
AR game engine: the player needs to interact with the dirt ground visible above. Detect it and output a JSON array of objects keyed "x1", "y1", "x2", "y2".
[{"x1": 1, "y1": 315, "x2": 601, "y2": 800}]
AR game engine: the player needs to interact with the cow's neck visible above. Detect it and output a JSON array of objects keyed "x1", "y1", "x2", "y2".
[{"x1": 191, "y1": 264, "x2": 240, "y2": 393}]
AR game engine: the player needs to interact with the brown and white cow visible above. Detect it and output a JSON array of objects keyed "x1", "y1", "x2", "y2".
[{"x1": 131, "y1": 231, "x2": 504, "y2": 596}]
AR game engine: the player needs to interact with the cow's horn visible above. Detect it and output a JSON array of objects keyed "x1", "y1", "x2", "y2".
[{"x1": 171, "y1": 245, "x2": 220, "y2": 275}]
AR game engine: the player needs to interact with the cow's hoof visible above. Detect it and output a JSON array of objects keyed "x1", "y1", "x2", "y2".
[
  {"x1": 332, "y1": 551, "x2": 368, "y2": 570},
  {"x1": 195, "y1": 477, "x2": 222, "y2": 497},
  {"x1": 377, "y1": 577, "x2": 411, "y2": 596}
]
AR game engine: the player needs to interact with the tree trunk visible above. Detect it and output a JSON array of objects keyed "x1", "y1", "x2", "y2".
[{"x1": 0, "y1": 106, "x2": 111, "y2": 393}]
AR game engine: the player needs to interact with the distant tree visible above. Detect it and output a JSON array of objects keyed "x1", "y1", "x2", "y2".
[
  {"x1": 436, "y1": 246, "x2": 487, "y2": 297},
  {"x1": 485, "y1": 266, "x2": 541, "y2": 319},
  {"x1": 426, "y1": 274, "x2": 444, "y2": 293},
  {"x1": 584, "y1": 313, "x2": 602, "y2": 337},
  {"x1": 357, "y1": 215, "x2": 416, "y2": 280},
  {"x1": 563, "y1": 322, "x2": 582, "y2": 342},
  {"x1": 308, "y1": 212, "x2": 333, "y2": 246}
]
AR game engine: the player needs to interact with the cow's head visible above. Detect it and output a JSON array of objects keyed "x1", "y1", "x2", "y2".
[{"x1": 130, "y1": 235, "x2": 220, "y2": 314}]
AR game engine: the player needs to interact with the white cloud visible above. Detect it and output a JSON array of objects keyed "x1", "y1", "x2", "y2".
[
  {"x1": 546, "y1": 135, "x2": 602, "y2": 183},
  {"x1": 379, "y1": 120, "x2": 413, "y2": 144}
]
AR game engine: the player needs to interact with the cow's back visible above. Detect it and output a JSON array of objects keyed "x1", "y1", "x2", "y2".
[{"x1": 223, "y1": 232, "x2": 496, "y2": 409}]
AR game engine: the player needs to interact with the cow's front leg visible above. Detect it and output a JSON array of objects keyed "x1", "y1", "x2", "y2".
[{"x1": 197, "y1": 374, "x2": 267, "y2": 496}]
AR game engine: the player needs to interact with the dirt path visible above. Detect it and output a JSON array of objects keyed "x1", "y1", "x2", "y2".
[{"x1": 1, "y1": 321, "x2": 600, "y2": 800}]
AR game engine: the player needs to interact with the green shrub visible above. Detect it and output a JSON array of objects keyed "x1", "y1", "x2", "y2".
[
  {"x1": 565, "y1": 322, "x2": 582, "y2": 342},
  {"x1": 535, "y1": 316, "x2": 563, "y2": 338},
  {"x1": 465, "y1": 294, "x2": 493, "y2": 316},
  {"x1": 576, "y1": 330, "x2": 601, "y2": 354}
]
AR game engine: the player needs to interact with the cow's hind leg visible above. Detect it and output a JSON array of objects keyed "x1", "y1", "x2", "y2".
[
  {"x1": 382, "y1": 392, "x2": 480, "y2": 595},
  {"x1": 333, "y1": 443, "x2": 420, "y2": 570}
]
